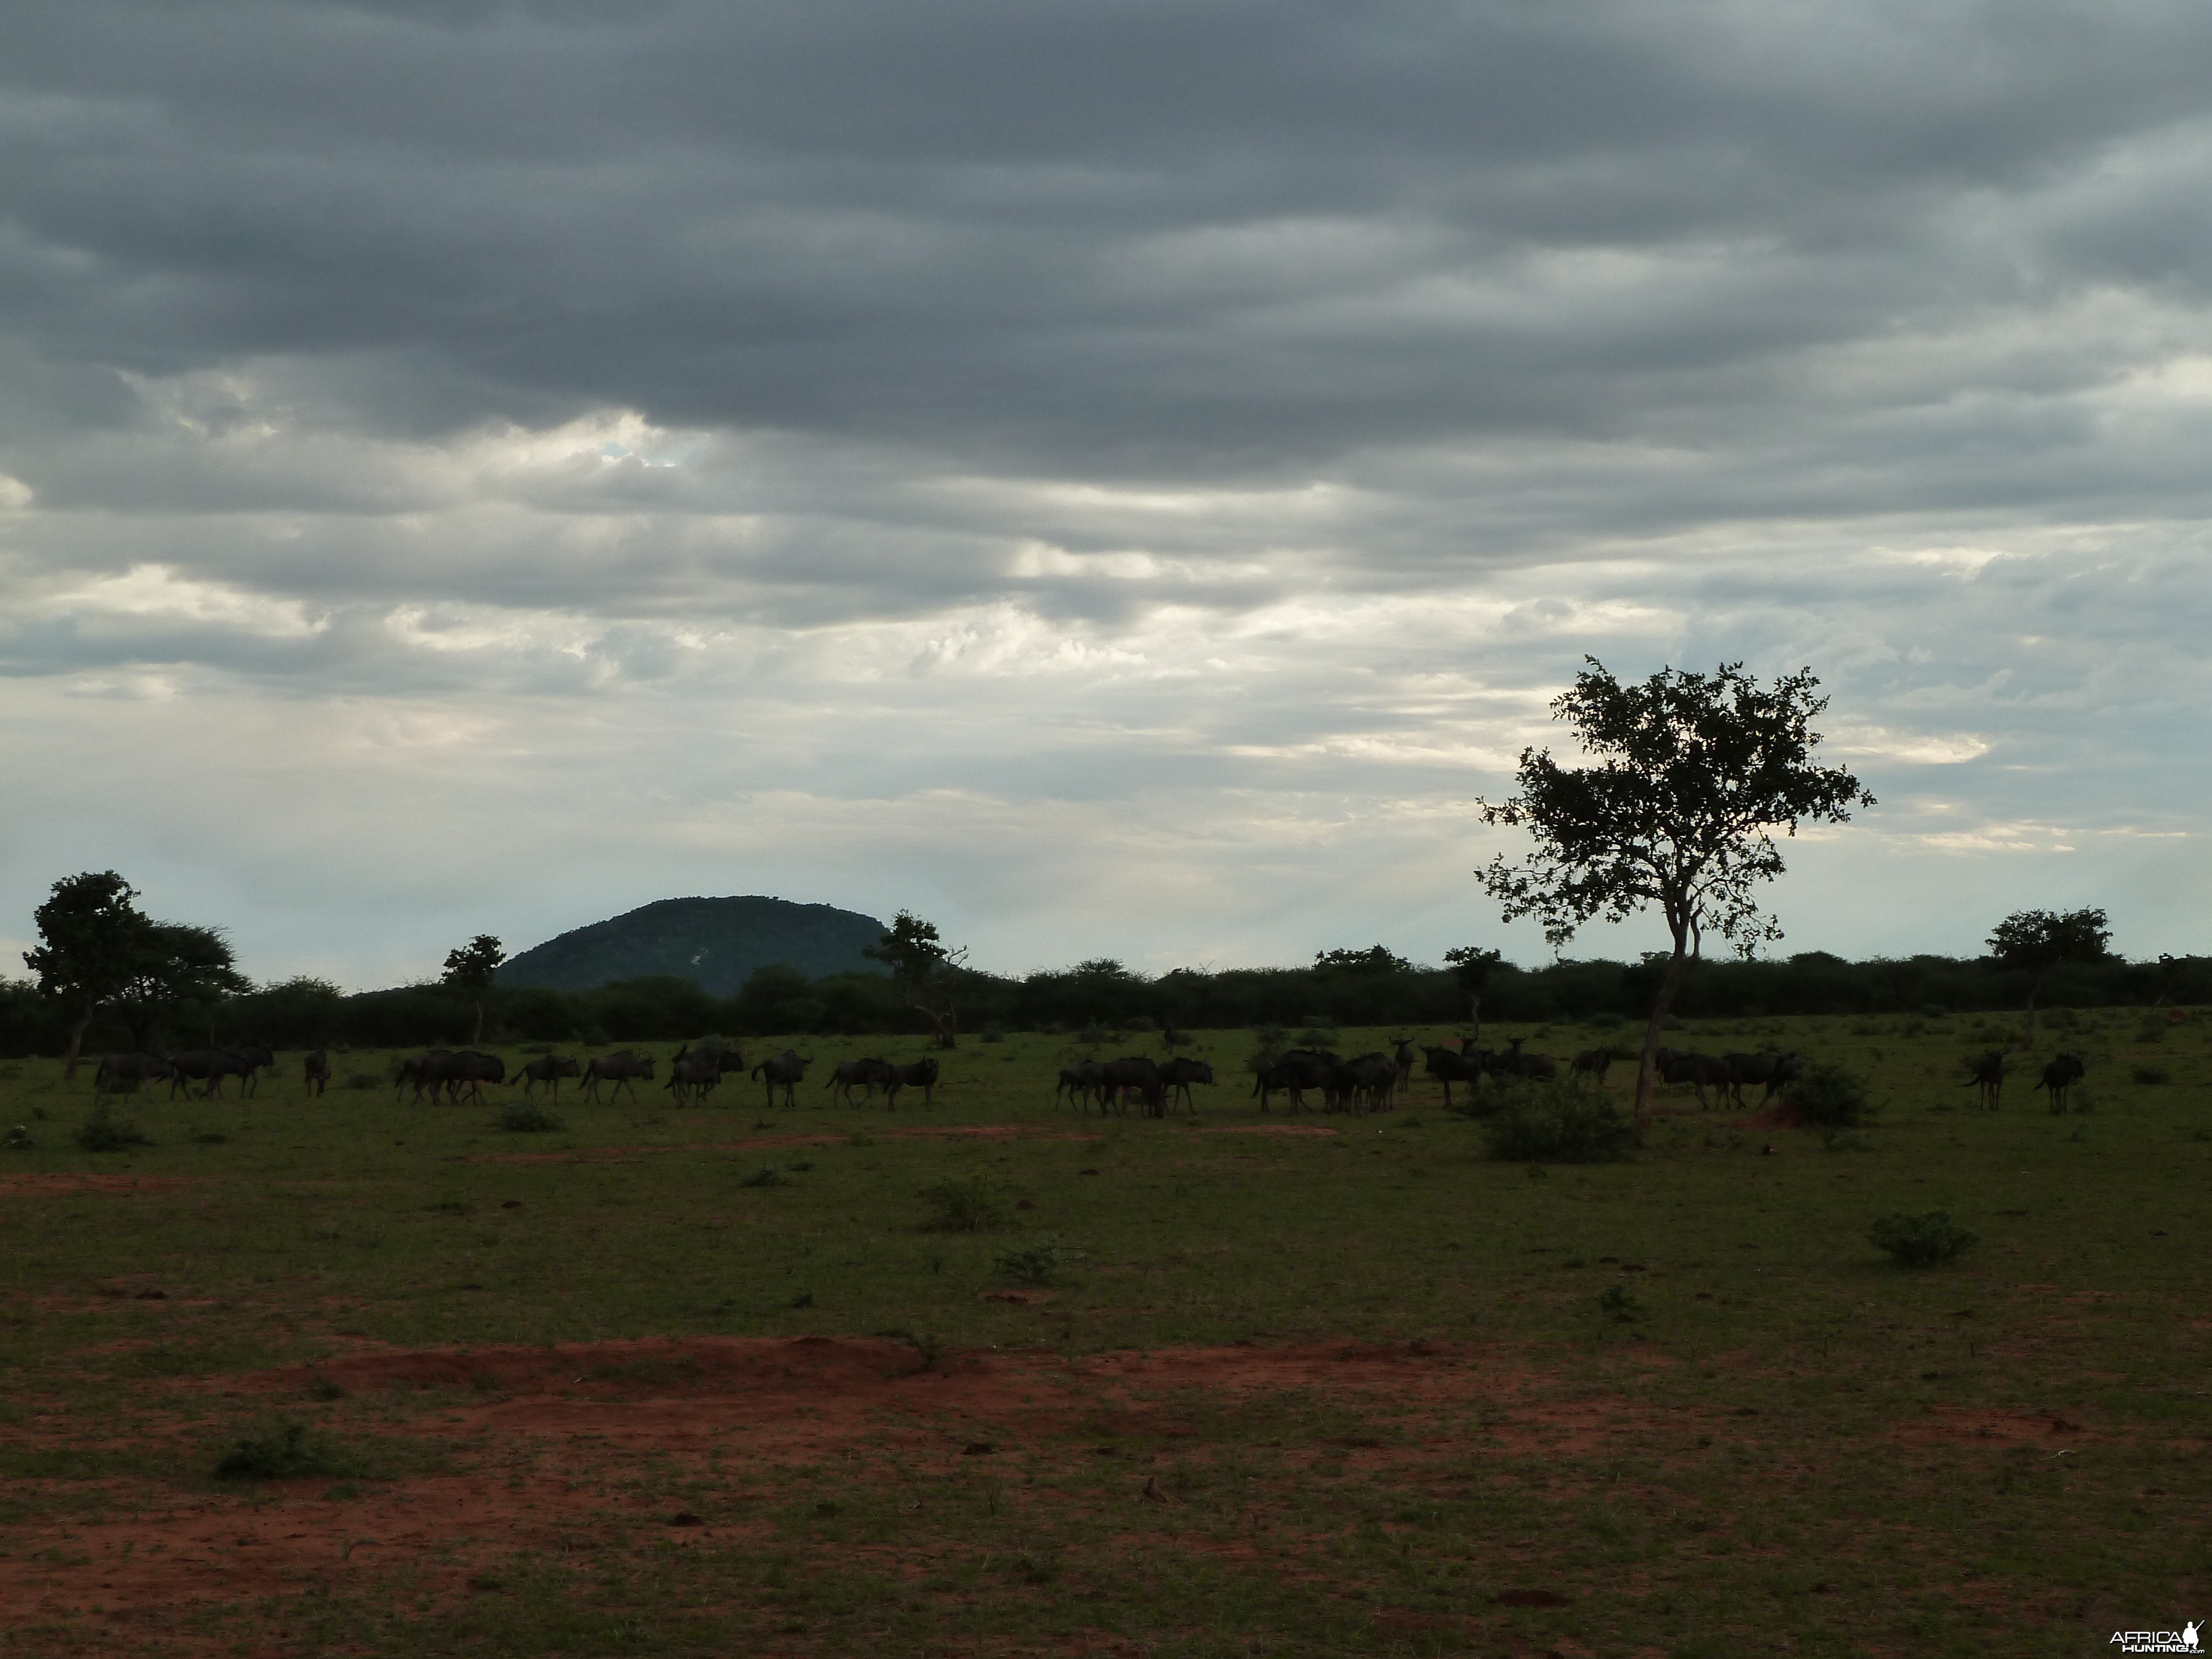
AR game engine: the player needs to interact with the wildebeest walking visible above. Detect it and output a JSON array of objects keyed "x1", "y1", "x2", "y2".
[
  {"x1": 828, "y1": 1057, "x2": 896, "y2": 1107},
  {"x1": 1160, "y1": 1056, "x2": 1214, "y2": 1114},
  {"x1": 751, "y1": 1050, "x2": 811, "y2": 1108},
  {"x1": 1656, "y1": 1048, "x2": 1730, "y2": 1109},
  {"x1": 1723, "y1": 1051, "x2": 1801, "y2": 1108},
  {"x1": 302, "y1": 1050, "x2": 330, "y2": 1097},
  {"x1": 1101, "y1": 1056, "x2": 1167, "y2": 1117},
  {"x1": 578, "y1": 1051, "x2": 655, "y2": 1104},
  {"x1": 94, "y1": 1053, "x2": 170, "y2": 1097},
  {"x1": 406, "y1": 1049, "x2": 505, "y2": 1105},
  {"x1": 1962, "y1": 1050, "x2": 2005, "y2": 1110},
  {"x1": 1328, "y1": 1052, "x2": 1396, "y2": 1113},
  {"x1": 2034, "y1": 1053, "x2": 2086, "y2": 1112},
  {"x1": 1254, "y1": 1048, "x2": 1334, "y2": 1114},
  {"x1": 1055, "y1": 1061, "x2": 1104, "y2": 1113},
  {"x1": 519, "y1": 1053, "x2": 582, "y2": 1099},
  {"x1": 1571, "y1": 1047, "x2": 1617, "y2": 1085},
  {"x1": 1388, "y1": 1037, "x2": 1417, "y2": 1093},
  {"x1": 166, "y1": 1049, "x2": 253, "y2": 1100},
  {"x1": 231, "y1": 1044, "x2": 274, "y2": 1097},
  {"x1": 883, "y1": 1057, "x2": 941, "y2": 1109}
]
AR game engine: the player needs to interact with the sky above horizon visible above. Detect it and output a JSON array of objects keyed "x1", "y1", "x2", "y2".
[{"x1": 3, "y1": 1, "x2": 2206, "y2": 991}]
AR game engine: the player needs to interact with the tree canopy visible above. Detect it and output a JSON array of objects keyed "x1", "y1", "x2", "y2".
[
  {"x1": 1476, "y1": 659, "x2": 1873, "y2": 1130},
  {"x1": 1313, "y1": 945, "x2": 1414, "y2": 975},
  {"x1": 441, "y1": 935, "x2": 507, "y2": 991},
  {"x1": 1988, "y1": 907, "x2": 2110, "y2": 1044},
  {"x1": 23, "y1": 872, "x2": 247, "y2": 1071},
  {"x1": 864, "y1": 910, "x2": 968, "y2": 1047}
]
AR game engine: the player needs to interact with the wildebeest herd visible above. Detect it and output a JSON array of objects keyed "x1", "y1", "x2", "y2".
[{"x1": 82, "y1": 1029, "x2": 2094, "y2": 1123}]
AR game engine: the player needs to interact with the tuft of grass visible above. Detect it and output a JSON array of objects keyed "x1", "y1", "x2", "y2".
[
  {"x1": 213, "y1": 1423, "x2": 360, "y2": 1481},
  {"x1": 2131, "y1": 1065, "x2": 2169, "y2": 1085},
  {"x1": 922, "y1": 1176, "x2": 1008, "y2": 1232},
  {"x1": 2, "y1": 1124, "x2": 34, "y2": 1150},
  {"x1": 738, "y1": 1166, "x2": 786, "y2": 1188},
  {"x1": 1479, "y1": 1081, "x2": 1634, "y2": 1164},
  {"x1": 495, "y1": 1100, "x2": 564, "y2": 1133},
  {"x1": 1869, "y1": 1210, "x2": 1979, "y2": 1268},
  {"x1": 74, "y1": 1105, "x2": 151, "y2": 1152},
  {"x1": 992, "y1": 1238, "x2": 1085, "y2": 1285},
  {"x1": 1597, "y1": 1284, "x2": 1643, "y2": 1322}
]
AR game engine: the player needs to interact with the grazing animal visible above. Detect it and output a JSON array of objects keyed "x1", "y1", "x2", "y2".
[
  {"x1": 578, "y1": 1051, "x2": 656, "y2": 1104},
  {"x1": 1328, "y1": 1052, "x2": 1396, "y2": 1113},
  {"x1": 1655, "y1": 1048, "x2": 1730, "y2": 1108},
  {"x1": 302, "y1": 1050, "x2": 330, "y2": 1097},
  {"x1": 166, "y1": 1048, "x2": 253, "y2": 1100},
  {"x1": 883, "y1": 1057, "x2": 941, "y2": 1109},
  {"x1": 231, "y1": 1044, "x2": 274, "y2": 1097},
  {"x1": 1255, "y1": 1048, "x2": 1335, "y2": 1114},
  {"x1": 1100, "y1": 1056, "x2": 1167, "y2": 1117},
  {"x1": 94, "y1": 1052, "x2": 170, "y2": 1097},
  {"x1": 1495, "y1": 1037, "x2": 1558, "y2": 1081},
  {"x1": 828, "y1": 1057, "x2": 896, "y2": 1107},
  {"x1": 1159, "y1": 1056, "x2": 1215, "y2": 1114},
  {"x1": 2034, "y1": 1053, "x2": 2086, "y2": 1111},
  {"x1": 414, "y1": 1049, "x2": 505, "y2": 1105},
  {"x1": 1055, "y1": 1061, "x2": 1104, "y2": 1113},
  {"x1": 518, "y1": 1053, "x2": 582, "y2": 1098},
  {"x1": 664, "y1": 1047, "x2": 739, "y2": 1106},
  {"x1": 1571, "y1": 1047, "x2": 1616, "y2": 1085},
  {"x1": 1418, "y1": 1044, "x2": 1479, "y2": 1110},
  {"x1": 1723, "y1": 1050, "x2": 1801, "y2": 1107},
  {"x1": 750, "y1": 1050, "x2": 811, "y2": 1108},
  {"x1": 1389, "y1": 1037, "x2": 1417, "y2": 1093},
  {"x1": 1962, "y1": 1050, "x2": 2005, "y2": 1110}
]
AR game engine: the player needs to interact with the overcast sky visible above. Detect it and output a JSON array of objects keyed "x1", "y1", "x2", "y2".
[{"x1": 3, "y1": 1, "x2": 2206, "y2": 989}]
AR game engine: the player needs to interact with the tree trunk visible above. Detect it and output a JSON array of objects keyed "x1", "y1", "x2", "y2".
[
  {"x1": 471, "y1": 999, "x2": 486, "y2": 1047},
  {"x1": 63, "y1": 1009, "x2": 92, "y2": 1080},
  {"x1": 2022, "y1": 976, "x2": 2040, "y2": 1050},
  {"x1": 1468, "y1": 993, "x2": 1483, "y2": 1057},
  {"x1": 1631, "y1": 948, "x2": 1694, "y2": 1143}
]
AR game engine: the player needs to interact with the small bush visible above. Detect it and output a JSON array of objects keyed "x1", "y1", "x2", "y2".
[
  {"x1": 1245, "y1": 1026, "x2": 1288, "y2": 1074},
  {"x1": 1597, "y1": 1284, "x2": 1642, "y2": 1322},
  {"x1": 922, "y1": 1177, "x2": 1008, "y2": 1232},
  {"x1": 342, "y1": 1071, "x2": 380, "y2": 1091},
  {"x1": 1480, "y1": 1082, "x2": 1634, "y2": 1164},
  {"x1": 1869, "y1": 1211, "x2": 1978, "y2": 1268},
  {"x1": 1076, "y1": 1022, "x2": 1108, "y2": 1046},
  {"x1": 1295, "y1": 1026, "x2": 1336, "y2": 1048},
  {"x1": 738, "y1": 1167, "x2": 786, "y2": 1188},
  {"x1": 75, "y1": 1107, "x2": 150, "y2": 1152},
  {"x1": 1787, "y1": 1062, "x2": 1872, "y2": 1128},
  {"x1": 189, "y1": 1129, "x2": 230, "y2": 1145},
  {"x1": 495, "y1": 1101, "x2": 564, "y2": 1133},
  {"x1": 214, "y1": 1423, "x2": 359, "y2": 1481},
  {"x1": 2, "y1": 1125, "x2": 34, "y2": 1150},
  {"x1": 980, "y1": 1026, "x2": 1006, "y2": 1044},
  {"x1": 993, "y1": 1238, "x2": 1086, "y2": 1285},
  {"x1": 1123, "y1": 1013, "x2": 1156, "y2": 1032},
  {"x1": 2131, "y1": 1065, "x2": 2169, "y2": 1086}
]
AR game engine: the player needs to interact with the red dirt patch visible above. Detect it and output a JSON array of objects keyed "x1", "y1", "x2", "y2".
[
  {"x1": 1892, "y1": 1407, "x2": 2093, "y2": 1446},
  {"x1": 1734, "y1": 1101, "x2": 1811, "y2": 1130},
  {"x1": 0, "y1": 1173, "x2": 196, "y2": 1196},
  {"x1": 1199, "y1": 1124, "x2": 1340, "y2": 1137},
  {"x1": 470, "y1": 1123, "x2": 1098, "y2": 1164}
]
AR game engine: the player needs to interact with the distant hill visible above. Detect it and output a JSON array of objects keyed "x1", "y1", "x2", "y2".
[{"x1": 497, "y1": 896, "x2": 890, "y2": 995}]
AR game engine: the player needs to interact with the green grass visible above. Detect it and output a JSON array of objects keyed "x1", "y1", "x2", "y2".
[{"x1": 0, "y1": 1013, "x2": 2207, "y2": 1654}]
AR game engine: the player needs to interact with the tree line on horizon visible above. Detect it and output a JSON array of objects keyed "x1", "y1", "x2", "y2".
[{"x1": 11, "y1": 661, "x2": 2185, "y2": 1096}]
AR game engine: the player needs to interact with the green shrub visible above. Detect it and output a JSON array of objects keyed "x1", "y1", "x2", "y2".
[
  {"x1": 2, "y1": 1124, "x2": 34, "y2": 1150},
  {"x1": 75, "y1": 1107, "x2": 150, "y2": 1152},
  {"x1": 993, "y1": 1238, "x2": 1085, "y2": 1285},
  {"x1": 1869, "y1": 1211, "x2": 1978, "y2": 1268},
  {"x1": 2131, "y1": 1065, "x2": 2170, "y2": 1086},
  {"x1": 1479, "y1": 1081, "x2": 1634, "y2": 1164},
  {"x1": 214, "y1": 1423, "x2": 359, "y2": 1481},
  {"x1": 495, "y1": 1100, "x2": 564, "y2": 1133},
  {"x1": 1596, "y1": 1284, "x2": 1643, "y2": 1322},
  {"x1": 922, "y1": 1177, "x2": 1008, "y2": 1232},
  {"x1": 738, "y1": 1166, "x2": 786, "y2": 1188},
  {"x1": 342, "y1": 1071, "x2": 381, "y2": 1091},
  {"x1": 1787, "y1": 1062, "x2": 1871, "y2": 1128}
]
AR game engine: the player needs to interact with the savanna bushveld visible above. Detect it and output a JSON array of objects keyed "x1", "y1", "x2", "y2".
[{"x1": 3, "y1": 664, "x2": 2207, "y2": 1657}]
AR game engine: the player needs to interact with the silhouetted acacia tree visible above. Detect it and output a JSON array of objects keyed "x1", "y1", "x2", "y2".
[
  {"x1": 1987, "y1": 907, "x2": 2111, "y2": 1047},
  {"x1": 865, "y1": 911, "x2": 969, "y2": 1049},
  {"x1": 441, "y1": 934, "x2": 506, "y2": 1046},
  {"x1": 1476, "y1": 660, "x2": 1874, "y2": 1139},
  {"x1": 24, "y1": 872, "x2": 247, "y2": 1073},
  {"x1": 1442, "y1": 945, "x2": 1503, "y2": 1048}
]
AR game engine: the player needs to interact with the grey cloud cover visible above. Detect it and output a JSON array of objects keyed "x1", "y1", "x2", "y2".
[{"x1": 1, "y1": 0, "x2": 2206, "y2": 984}]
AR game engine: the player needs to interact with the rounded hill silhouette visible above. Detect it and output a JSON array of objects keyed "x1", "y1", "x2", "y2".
[{"x1": 497, "y1": 896, "x2": 889, "y2": 995}]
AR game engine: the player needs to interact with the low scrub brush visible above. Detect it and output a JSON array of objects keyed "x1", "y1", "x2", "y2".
[
  {"x1": 1786, "y1": 1062, "x2": 1872, "y2": 1128},
  {"x1": 922, "y1": 1177, "x2": 1008, "y2": 1232},
  {"x1": 75, "y1": 1107, "x2": 151, "y2": 1152},
  {"x1": 1869, "y1": 1210, "x2": 1978, "y2": 1268},
  {"x1": 495, "y1": 1100, "x2": 564, "y2": 1134},
  {"x1": 214, "y1": 1423, "x2": 359, "y2": 1482},
  {"x1": 1479, "y1": 1081, "x2": 1634, "y2": 1165}
]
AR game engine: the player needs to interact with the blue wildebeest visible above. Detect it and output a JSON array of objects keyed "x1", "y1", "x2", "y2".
[
  {"x1": 1101, "y1": 1056, "x2": 1166, "y2": 1117},
  {"x1": 1724, "y1": 1051, "x2": 1802, "y2": 1108},
  {"x1": 578, "y1": 1051, "x2": 655, "y2": 1104},
  {"x1": 828, "y1": 1057, "x2": 896, "y2": 1107},
  {"x1": 302, "y1": 1050, "x2": 330, "y2": 1097},
  {"x1": 751, "y1": 1050, "x2": 811, "y2": 1107},
  {"x1": 94, "y1": 1053, "x2": 170, "y2": 1098},
  {"x1": 2034, "y1": 1053, "x2": 2086, "y2": 1112},
  {"x1": 1055, "y1": 1061, "x2": 1104, "y2": 1113},
  {"x1": 167, "y1": 1049, "x2": 253, "y2": 1100},
  {"x1": 1656, "y1": 1048, "x2": 1730, "y2": 1109},
  {"x1": 1418, "y1": 1044, "x2": 1479, "y2": 1111},
  {"x1": 883, "y1": 1057, "x2": 941, "y2": 1109},
  {"x1": 519, "y1": 1053, "x2": 582, "y2": 1099},
  {"x1": 1572, "y1": 1047, "x2": 1618, "y2": 1085},
  {"x1": 1160, "y1": 1056, "x2": 1214, "y2": 1114},
  {"x1": 1962, "y1": 1050, "x2": 2005, "y2": 1110}
]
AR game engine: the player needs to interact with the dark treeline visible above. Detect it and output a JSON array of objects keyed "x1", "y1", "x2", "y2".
[{"x1": 4, "y1": 949, "x2": 2209, "y2": 1058}]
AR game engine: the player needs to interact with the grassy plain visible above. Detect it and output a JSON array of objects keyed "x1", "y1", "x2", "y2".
[{"x1": 0, "y1": 1009, "x2": 2206, "y2": 1657}]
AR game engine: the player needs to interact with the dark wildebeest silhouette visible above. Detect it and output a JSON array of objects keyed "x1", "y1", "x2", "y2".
[
  {"x1": 519, "y1": 1054, "x2": 582, "y2": 1099},
  {"x1": 1328, "y1": 1052, "x2": 1395, "y2": 1113},
  {"x1": 420, "y1": 1049, "x2": 504, "y2": 1105},
  {"x1": 2034, "y1": 1053, "x2": 2086, "y2": 1111},
  {"x1": 167, "y1": 1049, "x2": 253, "y2": 1100},
  {"x1": 664, "y1": 1046, "x2": 742, "y2": 1106},
  {"x1": 231, "y1": 1044, "x2": 274, "y2": 1096},
  {"x1": 828, "y1": 1057, "x2": 896, "y2": 1107},
  {"x1": 1963, "y1": 1050, "x2": 2005, "y2": 1110},
  {"x1": 1419, "y1": 1044, "x2": 1479, "y2": 1110},
  {"x1": 1389, "y1": 1037, "x2": 1417, "y2": 1094},
  {"x1": 395, "y1": 1050, "x2": 446, "y2": 1099},
  {"x1": 883, "y1": 1057, "x2": 941, "y2": 1109},
  {"x1": 302, "y1": 1050, "x2": 330, "y2": 1097},
  {"x1": 1493, "y1": 1037, "x2": 1557, "y2": 1081},
  {"x1": 94, "y1": 1053, "x2": 170, "y2": 1097},
  {"x1": 1160, "y1": 1056, "x2": 1214, "y2": 1114},
  {"x1": 1055, "y1": 1061, "x2": 1104, "y2": 1113},
  {"x1": 1724, "y1": 1051, "x2": 1801, "y2": 1108},
  {"x1": 1255, "y1": 1048, "x2": 1335, "y2": 1114},
  {"x1": 1655, "y1": 1048, "x2": 1730, "y2": 1108},
  {"x1": 579, "y1": 1051, "x2": 655, "y2": 1104},
  {"x1": 1101, "y1": 1056, "x2": 1166, "y2": 1117},
  {"x1": 751, "y1": 1050, "x2": 811, "y2": 1107},
  {"x1": 1571, "y1": 1047, "x2": 1617, "y2": 1085}
]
